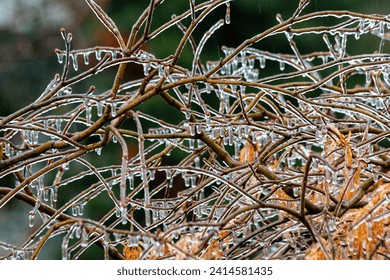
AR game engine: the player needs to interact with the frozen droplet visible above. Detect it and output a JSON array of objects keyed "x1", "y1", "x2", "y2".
[
  {"x1": 96, "y1": 147, "x2": 102, "y2": 155},
  {"x1": 72, "y1": 205, "x2": 79, "y2": 216},
  {"x1": 276, "y1": 13, "x2": 283, "y2": 23},
  {"x1": 56, "y1": 119, "x2": 62, "y2": 133},
  {"x1": 83, "y1": 52, "x2": 90, "y2": 65},
  {"x1": 293, "y1": 187, "x2": 299, "y2": 198},
  {"x1": 365, "y1": 70, "x2": 371, "y2": 84},
  {"x1": 66, "y1": 33, "x2": 72, "y2": 43},
  {"x1": 97, "y1": 101, "x2": 104, "y2": 116},
  {"x1": 28, "y1": 211, "x2": 34, "y2": 228},
  {"x1": 81, "y1": 227, "x2": 88, "y2": 247},
  {"x1": 168, "y1": 178, "x2": 173, "y2": 188},
  {"x1": 145, "y1": 209, "x2": 151, "y2": 227},
  {"x1": 196, "y1": 124, "x2": 202, "y2": 134},
  {"x1": 189, "y1": 139, "x2": 195, "y2": 149},
  {"x1": 115, "y1": 207, "x2": 121, "y2": 218},
  {"x1": 190, "y1": 123, "x2": 196, "y2": 136},
  {"x1": 190, "y1": 176, "x2": 197, "y2": 188},
  {"x1": 110, "y1": 103, "x2": 116, "y2": 117},
  {"x1": 127, "y1": 173, "x2": 134, "y2": 190},
  {"x1": 225, "y1": 2, "x2": 231, "y2": 24},
  {"x1": 43, "y1": 188, "x2": 49, "y2": 201},
  {"x1": 71, "y1": 54, "x2": 79, "y2": 71},
  {"x1": 277, "y1": 93, "x2": 286, "y2": 106},
  {"x1": 166, "y1": 169, "x2": 172, "y2": 179},
  {"x1": 95, "y1": 49, "x2": 102, "y2": 60},
  {"x1": 121, "y1": 207, "x2": 127, "y2": 225},
  {"x1": 63, "y1": 87, "x2": 72, "y2": 95},
  {"x1": 279, "y1": 61, "x2": 285, "y2": 71},
  {"x1": 378, "y1": 21, "x2": 384, "y2": 37},
  {"x1": 32, "y1": 130, "x2": 39, "y2": 144},
  {"x1": 143, "y1": 63, "x2": 151, "y2": 76},
  {"x1": 51, "y1": 187, "x2": 58, "y2": 202},
  {"x1": 78, "y1": 203, "x2": 84, "y2": 216},
  {"x1": 239, "y1": 84, "x2": 246, "y2": 94},
  {"x1": 56, "y1": 51, "x2": 65, "y2": 64},
  {"x1": 184, "y1": 176, "x2": 190, "y2": 187},
  {"x1": 205, "y1": 112, "x2": 211, "y2": 126},
  {"x1": 86, "y1": 105, "x2": 92, "y2": 126},
  {"x1": 259, "y1": 55, "x2": 266, "y2": 69}
]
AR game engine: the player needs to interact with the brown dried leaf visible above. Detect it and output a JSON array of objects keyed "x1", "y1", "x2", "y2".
[
  {"x1": 239, "y1": 142, "x2": 258, "y2": 163},
  {"x1": 201, "y1": 239, "x2": 222, "y2": 260}
]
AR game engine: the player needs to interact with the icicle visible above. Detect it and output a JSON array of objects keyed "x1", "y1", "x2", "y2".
[
  {"x1": 259, "y1": 55, "x2": 266, "y2": 69},
  {"x1": 166, "y1": 169, "x2": 172, "y2": 180},
  {"x1": 71, "y1": 54, "x2": 79, "y2": 71},
  {"x1": 81, "y1": 227, "x2": 89, "y2": 247},
  {"x1": 194, "y1": 156, "x2": 200, "y2": 168},
  {"x1": 145, "y1": 209, "x2": 151, "y2": 227},
  {"x1": 56, "y1": 51, "x2": 65, "y2": 64},
  {"x1": 293, "y1": 187, "x2": 299, "y2": 198},
  {"x1": 127, "y1": 172, "x2": 134, "y2": 191},
  {"x1": 184, "y1": 176, "x2": 190, "y2": 187},
  {"x1": 196, "y1": 124, "x2": 202, "y2": 134},
  {"x1": 239, "y1": 84, "x2": 246, "y2": 94},
  {"x1": 378, "y1": 21, "x2": 385, "y2": 37},
  {"x1": 115, "y1": 207, "x2": 121, "y2": 218},
  {"x1": 181, "y1": 108, "x2": 191, "y2": 120},
  {"x1": 32, "y1": 130, "x2": 39, "y2": 144},
  {"x1": 28, "y1": 211, "x2": 35, "y2": 228},
  {"x1": 97, "y1": 101, "x2": 103, "y2": 116},
  {"x1": 143, "y1": 63, "x2": 151, "y2": 76},
  {"x1": 43, "y1": 188, "x2": 49, "y2": 201},
  {"x1": 365, "y1": 70, "x2": 371, "y2": 84},
  {"x1": 225, "y1": 2, "x2": 231, "y2": 24},
  {"x1": 86, "y1": 105, "x2": 92, "y2": 126},
  {"x1": 72, "y1": 205, "x2": 79, "y2": 216},
  {"x1": 83, "y1": 52, "x2": 90, "y2": 65},
  {"x1": 56, "y1": 118, "x2": 62, "y2": 133},
  {"x1": 228, "y1": 126, "x2": 233, "y2": 146},
  {"x1": 78, "y1": 203, "x2": 84, "y2": 216},
  {"x1": 51, "y1": 187, "x2": 58, "y2": 202},
  {"x1": 190, "y1": 123, "x2": 196, "y2": 136},
  {"x1": 190, "y1": 176, "x2": 197, "y2": 188},
  {"x1": 189, "y1": 139, "x2": 195, "y2": 149},
  {"x1": 205, "y1": 112, "x2": 211, "y2": 126},
  {"x1": 279, "y1": 61, "x2": 285, "y2": 71},
  {"x1": 95, "y1": 49, "x2": 102, "y2": 60},
  {"x1": 121, "y1": 206, "x2": 127, "y2": 225},
  {"x1": 110, "y1": 103, "x2": 116, "y2": 117},
  {"x1": 149, "y1": 170, "x2": 155, "y2": 181}
]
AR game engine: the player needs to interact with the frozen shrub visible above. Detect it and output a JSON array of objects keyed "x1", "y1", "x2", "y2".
[{"x1": 0, "y1": 0, "x2": 389, "y2": 259}]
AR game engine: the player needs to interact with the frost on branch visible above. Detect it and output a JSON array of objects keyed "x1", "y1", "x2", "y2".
[{"x1": 0, "y1": 0, "x2": 389, "y2": 260}]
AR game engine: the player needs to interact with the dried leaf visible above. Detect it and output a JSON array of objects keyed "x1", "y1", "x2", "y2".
[
  {"x1": 201, "y1": 239, "x2": 222, "y2": 260},
  {"x1": 123, "y1": 245, "x2": 142, "y2": 260},
  {"x1": 239, "y1": 142, "x2": 258, "y2": 163}
]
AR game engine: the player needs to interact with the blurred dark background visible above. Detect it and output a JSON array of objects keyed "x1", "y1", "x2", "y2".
[{"x1": 0, "y1": 0, "x2": 388, "y2": 259}]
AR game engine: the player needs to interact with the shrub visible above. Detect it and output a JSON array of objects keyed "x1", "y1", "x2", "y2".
[{"x1": 0, "y1": 0, "x2": 389, "y2": 260}]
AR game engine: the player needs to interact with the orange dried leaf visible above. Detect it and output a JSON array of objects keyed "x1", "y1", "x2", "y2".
[{"x1": 123, "y1": 245, "x2": 142, "y2": 260}]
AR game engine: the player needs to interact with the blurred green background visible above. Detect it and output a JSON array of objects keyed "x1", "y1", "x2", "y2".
[{"x1": 0, "y1": 0, "x2": 389, "y2": 259}]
